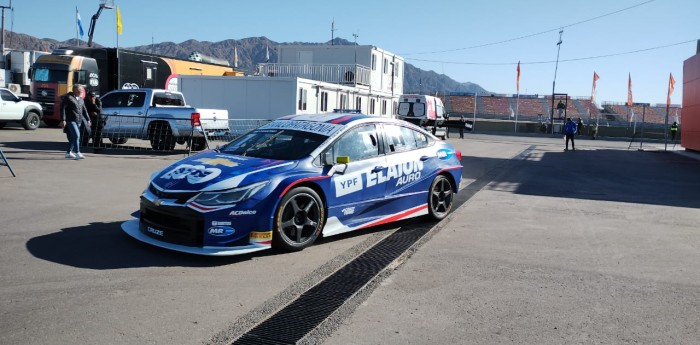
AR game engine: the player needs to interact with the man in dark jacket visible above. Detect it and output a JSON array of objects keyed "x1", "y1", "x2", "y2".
[
  {"x1": 84, "y1": 91, "x2": 104, "y2": 150},
  {"x1": 564, "y1": 117, "x2": 577, "y2": 151},
  {"x1": 59, "y1": 85, "x2": 91, "y2": 159}
]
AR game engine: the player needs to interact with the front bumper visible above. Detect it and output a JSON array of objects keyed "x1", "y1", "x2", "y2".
[{"x1": 121, "y1": 219, "x2": 271, "y2": 256}]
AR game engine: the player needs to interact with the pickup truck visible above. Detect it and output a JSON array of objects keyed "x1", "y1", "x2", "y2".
[
  {"x1": 0, "y1": 87, "x2": 43, "y2": 130},
  {"x1": 99, "y1": 89, "x2": 230, "y2": 151}
]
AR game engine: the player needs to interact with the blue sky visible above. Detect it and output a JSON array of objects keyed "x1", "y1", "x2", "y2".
[{"x1": 9, "y1": 0, "x2": 699, "y2": 105}]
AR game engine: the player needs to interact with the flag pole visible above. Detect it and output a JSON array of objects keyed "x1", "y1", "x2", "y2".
[
  {"x1": 75, "y1": 7, "x2": 79, "y2": 47},
  {"x1": 472, "y1": 92, "x2": 477, "y2": 132},
  {"x1": 515, "y1": 92, "x2": 520, "y2": 133}
]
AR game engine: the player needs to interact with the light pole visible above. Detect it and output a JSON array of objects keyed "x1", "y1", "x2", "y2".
[{"x1": 550, "y1": 29, "x2": 563, "y2": 133}]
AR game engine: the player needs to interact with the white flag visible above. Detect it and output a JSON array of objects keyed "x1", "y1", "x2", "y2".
[
  {"x1": 629, "y1": 109, "x2": 635, "y2": 123},
  {"x1": 509, "y1": 106, "x2": 514, "y2": 118}
]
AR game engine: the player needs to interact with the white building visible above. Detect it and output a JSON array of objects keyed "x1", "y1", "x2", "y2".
[{"x1": 178, "y1": 44, "x2": 404, "y2": 119}]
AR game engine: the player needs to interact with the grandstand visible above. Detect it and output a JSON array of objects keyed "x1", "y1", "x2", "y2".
[{"x1": 442, "y1": 92, "x2": 681, "y2": 125}]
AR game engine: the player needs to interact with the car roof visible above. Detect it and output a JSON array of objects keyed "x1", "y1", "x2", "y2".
[{"x1": 278, "y1": 113, "x2": 402, "y2": 126}]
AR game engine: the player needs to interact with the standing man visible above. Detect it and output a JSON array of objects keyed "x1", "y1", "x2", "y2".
[
  {"x1": 59, "y1": 84, "x2": 91, "y2": 159},
  {"x1": 670, "y1": 121, "x2": 679, "y2": 141},
  {"x1": 564, "y1": 117, "x2": 577, "y2": 151},
  {"x1": 459, "y1": 114, "x2": 466, "y2": 139},
  {"x1": 577, "y1": 118, "x2": 584, "y2": 135},
  {"x1": 556, "y1": 100, "x2": 566, "y2": 118},
  {"x1": 85, "y1": 91, "x2": 104, "y2": 151}
]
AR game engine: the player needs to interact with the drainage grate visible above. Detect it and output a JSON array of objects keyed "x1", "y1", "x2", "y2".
[{"x1": 232, "y1": 146, "x2": 534, "y2": 344}]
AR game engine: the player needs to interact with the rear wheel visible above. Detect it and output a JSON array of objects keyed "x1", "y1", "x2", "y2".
[
  {"x1": 190, "y1": 137, "x2": 207, "y2": 151},
  {"x1": 149, "y1": 123, "x2": 175, "y2": 151},
  {"x1": 22, "y1": 111, "x2": 41, "y2": 130},
  {"x1": 272, "y1": 187, "x2": 325, "y2": 252},
  {"x1": 428, "y1": 175, "x2": 454, "y2": 220},
  {"x1": 109, "y1": 137, "x2": 128, "y2": 145}
]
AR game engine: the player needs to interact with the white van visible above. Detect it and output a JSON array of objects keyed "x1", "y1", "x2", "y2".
[{"x1": 397, "y1": 94, "x2": 447, "y2": 139}]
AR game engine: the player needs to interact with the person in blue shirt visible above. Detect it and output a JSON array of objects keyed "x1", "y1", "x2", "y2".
[{"x1": 564, "y1": 117, "x2": 577, "y2": 151}]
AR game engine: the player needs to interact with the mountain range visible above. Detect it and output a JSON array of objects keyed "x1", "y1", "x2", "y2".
[{"x1": 6, "y1": 31, "x2": 488, "y2": 94}]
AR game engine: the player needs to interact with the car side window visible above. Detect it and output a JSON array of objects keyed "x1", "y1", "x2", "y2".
[
  {"x1": 383, "y1": 124, "x2": 420, "y2": 153},
  {"x1": 1, "y1": 90, "x2": 16, "y2": 101},
  {"x1": 100, "y1": 93, "x2": 121, "y2": 107},
  {"x1": 126, "y1": 92, "x2": 145, "y2": 107},
  {"x1": 328, "y1": 124, "x2": 379, "y2": 163}
]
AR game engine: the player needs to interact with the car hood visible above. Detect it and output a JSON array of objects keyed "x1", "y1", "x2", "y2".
[{"x1": 151, "y1": 151, "x2": 297, "y2": 192}]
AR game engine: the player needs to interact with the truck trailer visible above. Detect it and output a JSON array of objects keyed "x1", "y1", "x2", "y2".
[{"x1": 30, "y1": 47, "x2": 241, "y2": 126}]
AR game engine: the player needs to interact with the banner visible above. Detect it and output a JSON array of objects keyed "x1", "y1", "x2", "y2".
[
  {"x1": 516, "y1": 61, "x2": 520, "y2": 94},
  {"x1": 667, "y1": 73, "x2": 675, "y2": 106},
  {"x1": 591, "y1": 71, "x2": 599, "y2": 104},
  {"x1": 627, "y1": 73, "x2": 633, "y2": 107},
  {"x1": 116, "y1": 6, "x2": 123, "y2": 35},
  {"x1": 76, "y1": 7, "x2": 84, "y2": 38}
]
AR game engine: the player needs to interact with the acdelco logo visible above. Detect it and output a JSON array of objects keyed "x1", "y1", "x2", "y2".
[{"x1": 208, "y1": 226, "x2": 235, "y2": 236}]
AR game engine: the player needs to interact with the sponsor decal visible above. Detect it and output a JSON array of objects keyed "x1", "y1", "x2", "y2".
[
  {"x1": 334, "y1": 172, "x2": 363, "y2": 197},
  {"x1": 147, "y1": 226, "x2": 164, "y2": 237},
  {"x1": 212, "y1": 221, "x2": 232, "y2": 226},
  {"x1": 436, "y1": 149, "x2": 454, "y2": 160},
  {"x1": 161, "y1": 164, "x2": 221, "y2": 184},
  {"x1": 341, "y1": 207, "x2": 355, "y2": 215},
  {"x1": 261, "y1": 120, "x2": 343, "y2": 136},
  {"x1": 367, "y1": 159, "x2": 424, "y2": 187},
  {"x1": 196, "y1": 157, "x2": 239, "y2": 167},
  {"x1": 229, "y1": 210, "x2": 257, "y2": 216},
  {"x1": 250, "y1": 231, "x2": 273, "y2": 244},
  {"x1": 208, "y1": 226, "x2": 235, "y2": 236}
]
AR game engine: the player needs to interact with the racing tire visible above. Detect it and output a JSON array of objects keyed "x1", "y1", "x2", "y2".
[
  {"x1": 22, "y1": 111, "x2": 41, "y2": 130},
  {"x1": 44, "y1": 119, "x2": 60, "y2": 127},
  {"x1": 109, "y1": 137, "x2": 128, "y2": 145},
  {"x1": 149, "y1": 123, "x2": 176, "y2": 151},
  {"x1": 427, "y1": 175, "x2": 454, "y2": 221},
  {"x1": 272, "y1": 187, "x2": 325, "y2": 252}
]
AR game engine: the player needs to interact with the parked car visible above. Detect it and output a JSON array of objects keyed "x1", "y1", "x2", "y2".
[
  {"x1": 99, "y1": 88, "x2": 229, "y2": 150},
  {"x1": 0, "y1": 88, "x2": 43, "y2": 130},
  {"x1": 121, "y1": 112, "x2": 464, "y2": 256}
]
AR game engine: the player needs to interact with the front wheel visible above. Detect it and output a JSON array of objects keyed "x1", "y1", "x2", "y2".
[
  {"x1": 22, "y1": 111, "x2": 41, "y2": 130},
  {"x1": 272, "y1": 187, "x2": 325, "y2": 252},
  {"x1": 428, "y1": 175, "x2": 454, "y2": 221},
  {"x1": 109, "y1": 137, "x2": 128, "y2": 145}
]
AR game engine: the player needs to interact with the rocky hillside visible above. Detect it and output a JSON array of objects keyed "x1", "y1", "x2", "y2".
[{"x1": 6, "y1": 32, "x2": 488, "y2": 94}]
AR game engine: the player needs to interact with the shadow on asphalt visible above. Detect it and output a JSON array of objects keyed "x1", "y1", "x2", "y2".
[
  {"x1": 25, "y1": 221, "x2": 278, "y2": 269},
  {"x1": 461, "y1": 148, "x2": 700, "y2": 209},
  {"x1": 2, "y1": 140, "x2": 192, "y2": 156}
]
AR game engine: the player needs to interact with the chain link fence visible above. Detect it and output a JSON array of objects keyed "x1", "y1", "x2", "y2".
[{"x1": 79, "y1": 118, "x2": 271, "y2": 154}]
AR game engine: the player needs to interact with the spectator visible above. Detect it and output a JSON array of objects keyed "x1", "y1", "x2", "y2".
[
  {"x1": 564, "y1": 117, "x2": 577, "y2": 151},
  {"x1": 59, "y1": 84, "x2": 91, "y2": 159},
  {"x1": 459, "y1": 115, "x2": 465, "y2": 139},
  {"x1": 671, "y1": 121, "x2": 678, "y2": 141},
  {"x1": 85, "y1": 91, "x2": 104, "y2": 151},
  {"x1": 577, "y1": 118, "x2": 583, "y2": 135},
  {"x1": 556, "y1": 100, "x2": 566, "y2": 118}
]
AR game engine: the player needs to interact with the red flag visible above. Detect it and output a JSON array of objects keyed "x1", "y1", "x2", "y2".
[
  {"x1": 667, "y1": 73, "x2": 675, "y2": 106},
  {"x1": 627, "y1": 73, "x2": 633, "y2": 107},
  {"x1": 591, "y1": 72, "x2": 599, "y2": 104},
  {"x1": 516, "y1": 61, "x2": 521, "y2": 93}
]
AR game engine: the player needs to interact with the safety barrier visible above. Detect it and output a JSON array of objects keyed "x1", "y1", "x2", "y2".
[{"x1": 80, "y1": 117, "x2": 271, "y2": 155}]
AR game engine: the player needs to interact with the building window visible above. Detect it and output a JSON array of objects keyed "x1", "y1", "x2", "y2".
[
  {"x1": 383, "y1": 58, "x2": 388, "y2": 74},
  {"x1": 298, "y1": 88, "x2": 307, "y2": 111},
  {"x1": 381, "y1": 100, "x2": 387, "y2": 115},
  {"x1": 394, "y1": 62, "x2": 400, "y2": 77},
  {"x1": 355, "y1": 96, "x2": 361, "y2": 111},
  {"x1": 340, "y1": 94, "x2": 347, "y2": 109},
  {"x1": 371, "y1": 54, "x2": 376, "y2": 71},
  {"x1": 320, "y1": 91, "x2": 328, "y2": 111},
  {"x1": 370, "y1": 99, "x2": 376, "y2": 115}
]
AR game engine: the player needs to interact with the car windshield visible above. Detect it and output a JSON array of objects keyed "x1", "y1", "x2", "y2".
[
  {"x1": 220, "y1": 129, "x2": 327, "y2": 160},
  {"x1": 398, "y1": 102, "x2": 425, "y2": 117}
]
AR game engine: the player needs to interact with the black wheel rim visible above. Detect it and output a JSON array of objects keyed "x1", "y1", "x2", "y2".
[
  {"x1": 279, "y1": 193, "x2": 321, "y2": 245},
  {"x1": 430, "y1": 178, "x2": 453, "y2": 217},
  {"x1": 30, "y1": 115, "x2": 39, "y2": 128}
]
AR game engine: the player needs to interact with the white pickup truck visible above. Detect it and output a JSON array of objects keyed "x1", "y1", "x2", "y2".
[
  {"x1": 0, "y1": 87, "x2": 43, "y2": 130},
  {"x1": 99, "y1": 89, "x2": 229, "y2": 151}
]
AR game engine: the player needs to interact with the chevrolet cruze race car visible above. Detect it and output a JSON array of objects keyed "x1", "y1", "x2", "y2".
[{"x1": 121, "y1": 113, "x2": 463, "y2": 256}]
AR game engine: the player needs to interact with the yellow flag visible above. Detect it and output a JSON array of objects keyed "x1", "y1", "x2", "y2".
[{"x1": 116, "y1": 6, "x2": 123, "y2": 35}]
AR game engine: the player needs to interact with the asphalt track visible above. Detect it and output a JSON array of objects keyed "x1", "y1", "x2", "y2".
[{"x1": 1, "y1": 125, "x2": 699, "y2": 344}]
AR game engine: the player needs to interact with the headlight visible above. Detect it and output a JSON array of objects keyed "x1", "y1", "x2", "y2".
[{"x1": 192, "y1": 181, "x2": 268, "y2": 206}]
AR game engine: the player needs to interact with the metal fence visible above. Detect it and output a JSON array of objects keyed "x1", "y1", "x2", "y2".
[{"x1": 80, "y1": 117, "x2": 271, "y2": 154}]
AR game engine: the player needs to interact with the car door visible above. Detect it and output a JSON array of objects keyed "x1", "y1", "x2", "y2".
[
  {"x1": 116, "y1": 91, "x2": 148, "y2": 137},
  {"x1": 322, "y1": 123, "x2": 388, "y2": 232},
  {"x1": 0, "y1": 89, "x2": 23, "y2": 120},
  {"x1": 380, "y1": 123, "x2": 440, "y2": 212}
]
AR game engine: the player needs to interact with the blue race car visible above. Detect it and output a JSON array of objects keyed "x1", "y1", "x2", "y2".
[{"x1": 121, "y1": 113, "x2": 463, "y2": 256}]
